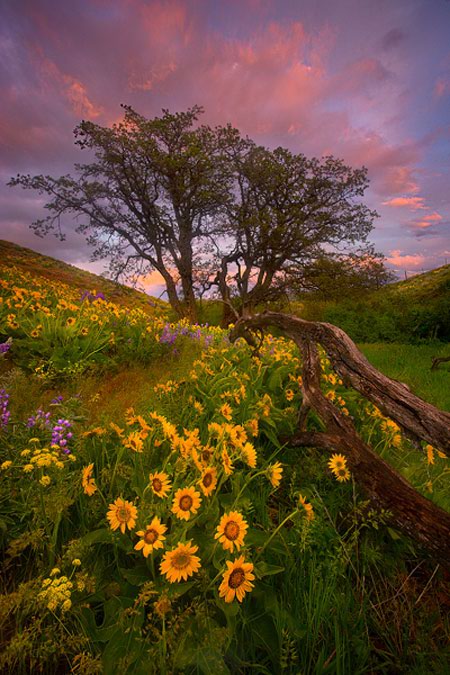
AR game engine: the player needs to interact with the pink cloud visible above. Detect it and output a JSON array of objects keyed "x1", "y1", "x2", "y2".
[
  {"x1": 382, "y1": 196, "x2": 425, "y2": 209},
  {"x1": 414, "y1": 211, "x2": 443, "y2": 229},
  {"x1": 386, "y1": 249, "x2": 426, "y2": 268},
  {"x1": 337, "y1": 131, "x2": 421, "y2": 196},
  {"x1": 33, "y1": 47, "x2": 103, "y2": 118},
  {"x1": 434, "y1": 77, "x2": 450, "y2": 98}
]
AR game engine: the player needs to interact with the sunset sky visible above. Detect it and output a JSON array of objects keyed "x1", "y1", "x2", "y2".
[{"x1": 1, "y1": 0, "x2": 450, "y2": 293}]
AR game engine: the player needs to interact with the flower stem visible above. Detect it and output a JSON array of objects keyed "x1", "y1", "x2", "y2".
[{"x1": 254, "y1": 508, "x2": 298, "y2": 562}]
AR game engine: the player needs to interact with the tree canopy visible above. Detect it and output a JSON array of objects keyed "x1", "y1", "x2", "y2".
[{"x1": 9, "y1": 105, "x2": 384, "y2": 322}]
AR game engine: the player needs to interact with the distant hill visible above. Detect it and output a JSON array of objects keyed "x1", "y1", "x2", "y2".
[
  {"x1": 315, "y1": 264, "x2": 450, "y2": 343},
  {"x1": 0, "y1": 239, "x2": 168, "y2": 314},
  {"x1": 377, "y1": 265, "x2": 450, "y2": 303},
  {"x1": 286, "y1": 264, "x2": 450, "y2": 343}
]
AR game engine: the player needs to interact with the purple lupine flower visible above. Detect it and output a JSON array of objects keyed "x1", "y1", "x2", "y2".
[
  {"x1": 51, "y1": 395, "x2": 64, "y2": 405},
  {"x1": 0, "y1": 340, "x2": 12, "y2": 354},
  {"x1": 0, "y1": 389, "x2": 10, "y2": 429},
  {"x1": 27, "y1": 409, "x2": 51, "y2": 428},
  {"x1": 51, "y1": 418, "x2": 73, "y2": 454},
  {"x1": 81, "y1": 290, "x2": 105, "y2": 303},
  {"x1": 159, "y1": 324, "x2": 178, "y2": 345}
]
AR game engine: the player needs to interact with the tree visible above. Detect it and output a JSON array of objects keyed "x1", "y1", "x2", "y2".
[
  {"x1": 9, "y1": 106, "x2": 382, "y2": 321},
  {"x1": 298, "y1": 248, "x2": 396, "y2": 301},
  {"x1": 9, "y1": 105, "x2": 238, "y2": 321},
  {"x1": 216, "y1": 144, "x2": 379, "y2": 321}
]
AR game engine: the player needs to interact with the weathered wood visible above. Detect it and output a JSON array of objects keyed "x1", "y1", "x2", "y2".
[
  {"x1": 230, "y1": 312, "x2": 450, "y2": 567},
  {"x1": 230, "y1": 312, "x2": 450, "y2": 456},
  {"x1": 431, "y1": 356, "x2": 450, "y2": 371}
]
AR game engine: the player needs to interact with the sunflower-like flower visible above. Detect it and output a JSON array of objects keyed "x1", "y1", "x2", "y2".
[
  {"x1": 171, "y1": 487, "x2": 202, "y2": 520},
  {"x1": 134, "y1": 516, "x2": 167, "y2": 557},
  {"x1": 123, "y1": 432, "x2": 144, "y2": 453},
  {"x1": 219, "y1": 403, "x2": 233, "y2": 421},
  {"x1": 221, "y1": 447, "x2": 234, "y2": 476},
  {"x1": 241, "y1": 442, "x2": 257, "y2": 468},
  {"x1": 219, "y1": 556, "x2": 255, "y2": 603},
  {"x1": 107, "y1": 498, "x2": 138, "y2": 534},
  {"x1": 298, "y1": 494, "x2": 314, "y2": 521},
  {"x1": 327, "y1": 454, "x2": 351, "y2": 482},
  {"x1": 334, "y1": 466, "x2": 351, "y2": 482},
  {"x1": 160, "y1": 542, "x2": 201, "y2": 583},
  {"x1": 198, "y1": 467, "x2": 218, "y2": 497},
  {"x1": 426, "y1": 444, "x2": 435, "y2": 466},
  {"x1": 245, "y1": 418, "x2": 259, "y2": 438},
  {"x1": 81, "y1": 463, "x2": 97, "y2": 496},
  {"x1": 267, "y1": 461, "x2": 283, "y2": 488},
  {"x1": 327, "y1": 453, "x2": 347, "y2": 472},
  {"x1": 229, "y1": 425, "x2": 247, "y2": 448},
  {"x1": 215, "y1": 511, "x2": 248, "y2": 552},
  {"x1": 149, "y1": 471, "x2": 172, "y2": 498}
]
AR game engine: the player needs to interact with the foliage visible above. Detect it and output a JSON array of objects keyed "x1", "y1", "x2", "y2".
[
  {"x1": 298, "y1": 248, "x2": 395, "y2": 300},
  {"x1": 219, "y1": 145, "x2": 378, "y2": 318}
]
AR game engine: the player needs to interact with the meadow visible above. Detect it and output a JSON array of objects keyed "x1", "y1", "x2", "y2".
[{"x1": 1, "y1": 244, "x2": 449, "y2": 674}]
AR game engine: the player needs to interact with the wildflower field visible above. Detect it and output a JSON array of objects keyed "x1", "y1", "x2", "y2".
[{"x1": 1, "y1": 251, "x2": 450, "y2": 674}]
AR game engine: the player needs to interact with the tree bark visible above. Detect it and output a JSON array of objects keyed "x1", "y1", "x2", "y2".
[{"x1": 230, "y1": 311, "x2": 450, "y2": 567}]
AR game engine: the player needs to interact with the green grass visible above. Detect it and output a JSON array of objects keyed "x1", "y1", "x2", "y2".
[{"x1": 359, "y1": 343, "x2": 450, "y2": 411}]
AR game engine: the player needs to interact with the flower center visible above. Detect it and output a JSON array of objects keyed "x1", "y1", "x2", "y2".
[
  {"x1": 224, "y1": 521, "x2": 240, "y2": 540},
  {"x1": 337, "y1": 468, "x2": 347, "y2": 476},
  {"x1": 202, "y1": 473, "x2": 213, "y2": 488},
  {"x1": 180, "y1": 495, "x2": 193, "y2": 511},
  {"x1": 117, "y1": 507, "x2": 130, "y2": 522},
  {"x1": 202, "y1": 449, "x2": 212, "y2": 462},
  {"x1": 172, "y1": 552, "x2": 190, "y2": 569},
  {"x1": 228, "y1": 568, "x2": 245, "y2": 589},
  {"x1": 152, "y1": 478, "x2": 162, "y2": 492},
  {"x1": 144, "y1": 529, "x2": 158, "y2": 544}
]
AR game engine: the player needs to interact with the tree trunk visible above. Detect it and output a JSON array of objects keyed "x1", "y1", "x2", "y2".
[
  {"x1": 230, "y1": 311, "x2": 450, "y2": 567},
  {"x1": 218, "y1": 256, "x2": 236, "y2": 328}
]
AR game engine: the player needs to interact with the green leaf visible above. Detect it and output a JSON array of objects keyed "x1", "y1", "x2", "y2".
[
  {"x1": 167, "y1": 580, "x2": 196, "y2": 598},
  {"x1": 80, "y1": 528, "x2": 114, "y2": 546},
  {"x1": 255, "y1": 562, "x2": 285, "y2": 579},
  {"x1": 119, "y1": 565, "x2": 151, "y2": 586},
  {"x1": 387, "y1": 527, "x2": 401, "y2": 540}
]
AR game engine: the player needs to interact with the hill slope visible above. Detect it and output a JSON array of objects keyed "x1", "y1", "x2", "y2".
[
  {"x1": 376, "y1": 264, "x2": 450, "y2": 303},
  {"x1": 319, "y1": 265, "x2": 450, "y2": 342},
  {"x1": 0, "y1": 239, "x2": 167, "y2": 314}
]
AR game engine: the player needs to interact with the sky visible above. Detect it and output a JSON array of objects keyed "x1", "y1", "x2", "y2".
[{"x1": 1, "y1": 0, "x2": 450, "y2": 295}]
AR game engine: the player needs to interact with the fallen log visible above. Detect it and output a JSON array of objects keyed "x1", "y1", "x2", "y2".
[{"x1": 230, "y1": 312, "x2": 450, "y2": 567}]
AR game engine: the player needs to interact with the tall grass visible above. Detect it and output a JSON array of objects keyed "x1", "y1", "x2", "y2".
[{"x1": 360, "y1": 343, "x2": 450, "y2": 411}]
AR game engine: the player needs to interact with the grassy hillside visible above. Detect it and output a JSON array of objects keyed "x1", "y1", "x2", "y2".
[
  {"x1": 380, "y1": 264, "x2": 450, "y2": 303},
  {"x1": 299, "y1": 265, "x2": 450, "y2": 343},
  {"x1": 0, "y1": 239, "x2": 167, "y2": 315}
]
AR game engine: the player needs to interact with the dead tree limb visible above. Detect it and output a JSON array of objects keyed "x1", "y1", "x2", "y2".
[
  {"x1": 230, "y1": 312, "x2": 450, "y2": 567},
  {"x1": 431, "y1": 356, "x2": 450, "y2": 371}
]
